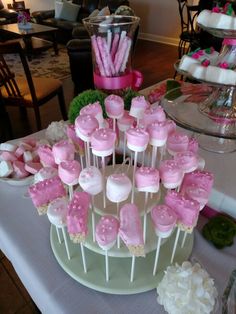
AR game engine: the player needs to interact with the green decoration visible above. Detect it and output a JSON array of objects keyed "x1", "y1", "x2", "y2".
[
  {"x1": 202, "y1": 215, "x2": 236, "y2": 249},
  {"x1": 122, "y1": 88, "x2": 141, "y2": 111},
  {"x1": 68, "y1": 89, "x2": 108, "y2": 123},
  {"x1": 165, "y1": 80, "x2": 182, "y2": 100}
]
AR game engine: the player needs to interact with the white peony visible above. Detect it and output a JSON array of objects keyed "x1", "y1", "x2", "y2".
[{"x1": 156, "y1": 261, "x2": 218, "y2": 314}]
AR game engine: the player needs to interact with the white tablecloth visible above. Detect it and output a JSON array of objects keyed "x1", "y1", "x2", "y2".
[{"x1": 0, "y1": 180, "x2": 235, "y2": 314}]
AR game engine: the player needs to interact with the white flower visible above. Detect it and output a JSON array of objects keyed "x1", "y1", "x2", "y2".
[
  {"x1": 156, "y1": 261, "x2": 218, "y2": 314},
  {"x1": 45, "y1": 121, "x2": 68, "y2": 144}
]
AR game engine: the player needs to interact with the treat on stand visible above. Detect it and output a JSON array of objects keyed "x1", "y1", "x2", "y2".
[
  {"x1": 117, "y1": 111, "x2": 135, "y2": 162},
  {"x1": 95, "y1": 215, "x2": 119, "y2": 281},
  {"x1": 129, "y1": 96, "x2": 149, "y2": 125},
  {"x1": 37, "y1": 145, "x2": 57, "y2": 168},
  {"x1": 135, "y1": 166, "x2": 160, "y2": 242},
  {"x1": 184, "y1": 185, "x2": 210, "y2": 211},
  {"x1": 47, "y1": 198, "x2": 71, "y2": 259},
  {"x1": 58, "y1": 160, "x2": 81, "y2": 199},
  {"x1": 174, "y1": 151, "x2": 199, "y2": 174},
  {"x1": 67, "y1": 191, "x2": 91, "y2": 272},
  {"x1": 52, "y1": 140, "x2": 75, "y2": 165},
  {"x1": 180, "y1": 170, "x2": 214, "y2": 195},
  {"x1": 156, "y1": 261, "x2": 218, "y2": 314},
  {"x1": 147, "y1": 121, "x2": 168, "y2": 168},
  {"x1": 159, "y1": 159, "x2": 184, "y2": 190},
  {"x1": 28, "y1": 176, "x2": 67, "y2": 215},
  {"x1": 34, "y1": 166, "x2": 58, "y2": 183},
  {"x1": 151, "y1": 204, "x2": 177, "y2": 276},
  {"x1": 119, "y1": 203, "x2": 145, "y2": 282},
  {"x1": 66, "y1": 124, "x2": 85, "y2": 168},
  {"x1": 75, "y1": 114, "x2": 99, "y2": 167},
  {"x1": 80, "y1": 102, "x2": 104, "y2": 128},
  {"x1": 165, "y1": 190, "x2": 200, "y2": 262},
  {"x1": 166, "y1": 131, "x2": 189, "y2": 156},
  {"x1": 141, "y1": 105, "x2": 166, "y2": 128},
  {"x1": 79, "y1": 166, "x2": 103, "y2": 241},
  {"x1": 126, "y1": 126, "x2": 149, "y2": 202}
]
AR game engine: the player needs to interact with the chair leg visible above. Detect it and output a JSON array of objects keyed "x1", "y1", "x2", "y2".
[
  {"x1": 34, "y1": 106, "x2": 42, "y2": 130},
  {"x1": 57, "y1": 87, "x2": 67, "y2": 121}
]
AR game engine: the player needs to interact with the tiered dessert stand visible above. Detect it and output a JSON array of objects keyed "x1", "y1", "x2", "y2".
[
  {"x1": 163, "y1": 24, "x2": 236, "y2": 153},
  {"x1": 50, "y1": 163, "x2": 194, "y2": 294}
]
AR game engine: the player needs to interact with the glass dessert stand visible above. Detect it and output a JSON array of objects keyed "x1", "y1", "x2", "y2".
[
  {"x1": 50, "y1": 165, "x2": 194, "y2": 294},
  {"x1": 168, "y1": 61, "x2": 236, "y2": 153}
]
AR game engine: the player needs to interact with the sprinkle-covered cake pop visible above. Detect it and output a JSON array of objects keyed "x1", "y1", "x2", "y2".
[
  {"x1": 80, "y1": 101, "x2": 104, "y2": 127},
  {"x1": 135, "y1": 166, "x2": 160, "y2": 193},
  {"x1": 167, "y1": 131, "x2": 189, "y2": 156},
  {"x1": 58, "y1": 160, "x2": 81, "y2": 186},
  {"x1": 159, "y1": 160, "x2": 184, "y2": 189},
  {"x1": 96, "y1": 215, "x2": 120, "y2": 250},
  {"x1": 75, "y1": 114, "x2": 99, "y2": 142},
  {"x1": 91, "y1": 128, "x2": 116, "y2": 157},
  {"x1": 126, "y1": 127, "x2": 149, "y2": 152}
]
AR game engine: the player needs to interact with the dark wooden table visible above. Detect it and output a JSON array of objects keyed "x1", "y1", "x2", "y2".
[{"x1": 0, "y1": 23, "x2": 58, "y2": 60}]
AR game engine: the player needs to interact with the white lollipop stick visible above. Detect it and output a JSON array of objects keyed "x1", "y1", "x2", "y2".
[
  {"x1": 86, "y1": 141, "x2": 91, "y2": 166},
  {"x1": 68, "y1": 185, "x2": 73, "y2": 201},
  {"x1": 56, "y1": 227, "x2": 62, "y2": 244},
  {"x1": 117, "y1": 234, "x2": 120, "y2": 249},
  {"x1": 130, "y1": 255, "x2": 136, "y2": 282},
  {"x1": 131, "y1": 151, "x2": 138, "y2": 203},
  {"x1": 171, "y1": 227, "x2": 181, "y2": 264},
  {"x1": 181, "y1": 231, "x2": 188, "y2": 248},
  {"x1": 112, "y1": 118, "x2": 116, "y2": 167},
  {"x1": 105, "y1": 249, "x2": 109, "y2": 281},
  {"x1": 62, "y1": 226, "x2": 71, "y2": 260},
  {"x1": 80, "y1": 243, "x2": 87, "y2": 273},
  {"x1": 123, "y1": 132, "x2": 126, "y2": 163},
  {"x1": 143, "y1": 192, "x2": 148, "y2": 243},
  {"x1": 141, "y1": 151, "x2": 145, "y2": 166},
  {"x1": 91, "y1": 196, "x2": 96, "y2": 242},
  {"x1": 101, "y1": 156, "x2": 106, "y2": 209},
  {"x1": 80, "y1": 155, "x2": 84, "y2": 170},
  {"x1": 151, "y1": 145, "x2": 158, "y2": 168},
  {"x1": 153, "y1": 236, "x2": 162, "y2": 276}
]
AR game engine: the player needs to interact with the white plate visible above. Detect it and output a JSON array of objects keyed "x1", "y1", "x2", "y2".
[{"x1": 0, "y1": 175, "x2": 34, "y2": 186}]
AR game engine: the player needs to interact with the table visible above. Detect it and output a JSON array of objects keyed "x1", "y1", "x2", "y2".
[
  {"x1": 0, "y1": 130, "x2": 235, "y2": 313},
  {"x1": 0, "y1": 23, "x2": 58, "y2": 59}
]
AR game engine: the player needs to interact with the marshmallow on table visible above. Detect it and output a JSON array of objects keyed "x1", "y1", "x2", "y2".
[
  {"x1": 126, "y1": 127, "x2": 149, "y2": 152},
  {"x1": 25, "y1": 161, "x2": 42, "y2": 175},
  {"x1": 34, "y1": 166, "x2": 58, "y2": 183},
  {"x1": 80, "y1": 101, "x2": 104, "y2": 127},
  {"x1": 12, "y1": 161, "x2": 29, "y2": 179},
  {"x1": 105, "y1": 94, "x2": 124, "y2": 119},
  {"x1": 52, "y1": 140, "x2": 75, "y2": 165},
  {"x1": 0, "y1": 160, "x2": 13, "y2": 178},
  {"x1": 75, "y1": 114, "x2": 99, "y2": 142},
  {"x1": 0, "y1": 142, "x2": 17, "y2": 152}
]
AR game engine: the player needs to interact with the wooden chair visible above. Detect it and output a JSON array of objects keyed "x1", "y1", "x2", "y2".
[
  {"x1": 177, "y1": 0, "x2": 200, "y2": 59},
  {"x1": 0, "y1": 92, "x2": 13, "y2": 141},
  {"x1": 0, "y1": 41, "x2": 67, "y2": 130}
]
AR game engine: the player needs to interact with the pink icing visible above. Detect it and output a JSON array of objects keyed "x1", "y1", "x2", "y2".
[
  {"x1": 165, "y1": 190, "x2": 200, "y2": 227},
  {"x1": 184, "y1": 184, "x2": 209, "y2": 209},
  {"x1": 180, "y1": 170, "x2": 214, "y2": 194},
  {"x1": 52, "y1": 140, "x2": 75, "y2": 165},
  {"x1": 135, "y1": 166, "x2": 160, "y2": 191},
  {"x1": 0, "y1": 151, "x2": 17, "y2": 162},
  {"x1": 164, "y1": 119, "x2": 176, "y2": 135},
  {"x1": 66, "y1": 124, "x2": 84, "y2": 152},
  {"x1": 119, "y1": 203, "x2": 144, "y2": 246},
  {"x1": 188, "y1": 137, "x2": 199, "y2": 154},
  {"x1": 142, "y1": 105, "x2": 166, "y2": 127},
  {"x1": 126, "y1": 127, "x2": 149, "y2": 150},
  {"x1": 91, "y1": 128, "x2": 116, "y2": 152},
  {"x1": 80, "y1": 101, "x2": 103, "y2": 118},
  {"x1": 159, "y1": 160, "x2": 183, "y2": 188},
  {"x1": 130, "y1": 96, "x2": 149, "y2": 119},
  {"x1": 105, "y1": 94, "x2": 124, "y2": 118},
  {"x1": 58, "y1": 160, "x2": 81, "y2": 185},
  {"x1": 37, "y1": 145, "x2": 57, "y2": 168},
  {"x1": 12, "y1": 161, "x2": 29, "y2": 178},
  {"x1": 75, "y1": 114, "x2": 99, "y2": 141},
  {"x1": 28, "y1": 176, "x2": 66, "y2": 208},
  {"x1": 147, "y1": 121, "x2": 168, "y2": 145},
  {"x1": 95, "y1": 215, "x2": 119, "y2": 248},
  {"x1": 151, "y1": 204, "x2": 177, "y2": 233},
  {"x1": 117, "y1": 111, "x2": 135, "y2": 132},
  {"x1": 167, "y1": 131, "x2": 189, "y2": 155},
  {"x1": 67, "y1": 191, "x2": 90, "y2": 235},
  {"x1": 174, "y1": 151, "x2": 198, "y2": 173}
]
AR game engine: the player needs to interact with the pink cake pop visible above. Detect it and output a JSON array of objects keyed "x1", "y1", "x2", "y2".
[
  {"x1": 67, "y1": 191, "x2": 91, "y2": 272},
  {"x1": 148, "y1": 121, "x2": 168, "y2": 168},
  {"x1": 174, "y1": 151, "x2": 199, "y2": 174},
  {"x1": 119, "y1": 203, "x2": 145, "y2": 282},
  {"x1": 167, "y1": 131, "x2": 189, "y2": 156},
  {"x1": 58, "y1": 160, "x2": 81, "y2": 199},
  {"x1": 151, "y1": 204, "x2": 177, "y2": 275},
  {"x1": 180, "y1": 170, "x2": 214, "y2": 195},
  {"x1": 52, "y1": 140, "x2": 75, "y2": 165},
  {"x1": 28, "y1": 176, "x2": 67, "y2": 215},
  {"x1": 159, "y1": 160, "x2": 184, "y2": 190},
  {"x1": 91, "y1": 128, "x2": 116, "y2": 157},
  {"x1": 37, "y1": 145, "x2": 57, "y2": 168},
  {"x1": 96, "y1": 215, "x2": 119, "y2": 281},
  {"x1": 142, "y1": 105, "x2": 166, "y2": 127},
  {"x1": 184, "y1": 184, "x2": 209, "y2": 210},
  {"x1": 164, "y1": 119, "x2": 176, "y2": 136},
  {"x1": 80, "y1": 101, "x2": 104, "y2": 127},
  {"x1": 126, "y1": 127, "x2": 149, "y2": 153},
  {"x1": 188, "y1": 137, "x2": 199, "y2": 154},
  {"x1": 105, "y1": 94, "x2": 124, "y2": 119},
  {"x1": 129, "y1": 96, "x2": 149, "y2": 122}
]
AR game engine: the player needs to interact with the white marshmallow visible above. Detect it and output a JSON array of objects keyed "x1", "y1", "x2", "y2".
[
  {"x1": 0, "y1": 142, "x2": 17, "y2": 152},
  {"x1": 23, "y1": 151, "x2": 33, "y2": 163},
  {"x1": 0, "y1": 160, "x2": 13, "y2": 177}
]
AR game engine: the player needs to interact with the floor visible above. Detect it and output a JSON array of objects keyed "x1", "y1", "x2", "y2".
[{"x1": 0, "y1": 39, "x2": 178, "y2": 313}]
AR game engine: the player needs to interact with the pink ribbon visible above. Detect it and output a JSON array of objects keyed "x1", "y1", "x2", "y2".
[{"x1": 93, "y1": 70, "x2": 143, "y2": 91}]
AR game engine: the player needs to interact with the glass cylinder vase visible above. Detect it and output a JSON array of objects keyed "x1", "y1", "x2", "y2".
[{"x1": 83, "y1": 15, "x2": 142, "y2": 95}]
